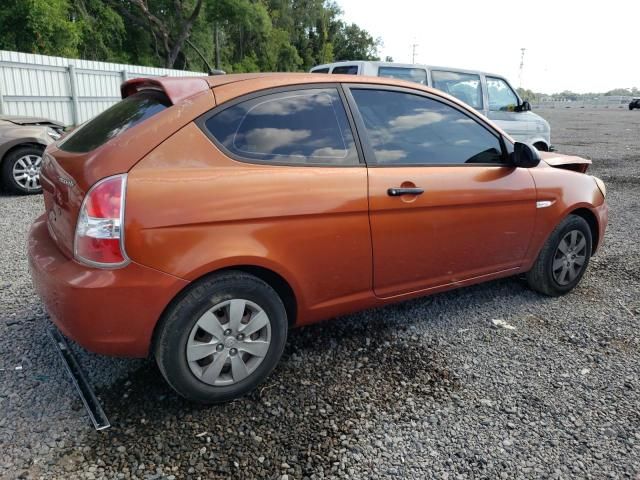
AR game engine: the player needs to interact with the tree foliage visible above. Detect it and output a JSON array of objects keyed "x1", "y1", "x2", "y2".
[{"x1": 0, "y1": 0, "x2": 380, "y2": 72}]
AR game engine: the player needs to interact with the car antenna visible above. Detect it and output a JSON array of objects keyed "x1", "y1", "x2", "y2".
[{"x1": 186, "y1": 39, "x2": 225, "y2": 76}]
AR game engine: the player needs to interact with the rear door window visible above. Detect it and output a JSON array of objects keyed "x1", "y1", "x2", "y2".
[
  {"x1": 59, "y1": 90, "x2": 171, "y2": 153},
  {"x1": 431, "y1": 70, "x2": 483, "y2": 110},
  {"x1": 311, "y1": 68, "x2": 330, "y2": 73},
  {"x1": 203, "y1": 88, "x2": 359, "y2": 165},
  {"x1": 377, "y1": 67, "x2": 427, "y2": 85},
  {"x1": 331, "y1": 65, "x2": 359, "y2": 75}
]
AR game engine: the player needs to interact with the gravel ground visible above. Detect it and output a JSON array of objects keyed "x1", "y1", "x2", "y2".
[{"x1": 1, "y1": 108, "x2": 639, "y2": 479}]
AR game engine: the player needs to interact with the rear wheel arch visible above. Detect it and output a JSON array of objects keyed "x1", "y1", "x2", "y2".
[
  {"x1": 153, "y1": 264, "x2": 299, "y2": 351},
  {"x1": 219, "y1": 265, "x2": 298, "y2": 328}
]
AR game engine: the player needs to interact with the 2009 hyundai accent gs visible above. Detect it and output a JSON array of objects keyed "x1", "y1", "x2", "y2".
[{"x1": 28, "y1": 73, "x2": 608, "y2": 403}]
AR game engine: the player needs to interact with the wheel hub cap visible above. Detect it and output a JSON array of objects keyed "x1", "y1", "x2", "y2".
[
  {"x1": 552, "y1": 230, "x2": 587, "y2": 286},
  {"x1": 186, "y1": 299, "x2": 272, "y2": 386}
]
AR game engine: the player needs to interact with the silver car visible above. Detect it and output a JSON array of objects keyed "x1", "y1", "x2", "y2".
[
  {"x1": 310, "y1": 61, "x2": 552, "y2": 151},
  {"x1": 0, "y1": 116, "x2": 64, "y2": 194}
]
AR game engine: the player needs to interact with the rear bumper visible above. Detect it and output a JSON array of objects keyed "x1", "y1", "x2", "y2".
[{"x1": 28, "y1": 215, "x2": 188, "y2": 357}]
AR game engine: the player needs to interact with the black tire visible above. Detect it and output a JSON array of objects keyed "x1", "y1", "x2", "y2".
[
  {"x1": 154, "y1": 271, "x2": 288, "y2": 404},
  {"x1": 526, "y1": 215, "x2": 592, "y2": 296},
  {"x1": 1, "y1": 146, "x2": 44, "y2": 195}
]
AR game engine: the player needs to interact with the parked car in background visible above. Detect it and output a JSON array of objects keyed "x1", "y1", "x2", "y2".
[
  {"x1": 29, "y1": 73, "x2": 607, "y2": 404},
  {"x1": 0, "y1": 116, "x2": 64, "y2": 194},
  {"x1": 310, "y1": 61, "x2": 552, "y2": 152},
  {"x1": 629, "y1": 98, "x2": 640, "y2": 110}
]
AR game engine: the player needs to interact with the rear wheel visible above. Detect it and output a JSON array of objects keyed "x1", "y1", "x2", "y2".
[
  {"x1": 533, "y1": 142, "x2": 549, "y2": 152},
  {"x1": 526, "y1": 215, "x2": 592, "y2": 296},
  {"x1": 154, "y1": 271, "x2": 288, "y2": 404},
  {"x1": 1, "y1": 146, "x2": 44, "y2": 194}
]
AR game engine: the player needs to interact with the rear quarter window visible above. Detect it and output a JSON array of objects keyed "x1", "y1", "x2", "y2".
[
  {"x1": 202, "y1": 88, "x2": 359, "y2": 165},
  {"x1": 59, "y1": 91, "x2": 171, "y2": 153}
]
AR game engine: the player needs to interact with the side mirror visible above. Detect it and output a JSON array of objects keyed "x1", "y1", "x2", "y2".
[
  {"x1": 516, "y1": 100, "x2": 531, "y2": 112},
  {"x1": 511, "y1": 142, "x2": 541, "y2": 168}
]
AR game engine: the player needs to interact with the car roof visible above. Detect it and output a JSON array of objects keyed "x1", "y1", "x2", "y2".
[
  {"x1": 204, "y1": 71, "x2": 441, "y2": 94},
  {"x1": 204, "y1": 72, "x2": 491, "y2": 122},
  {"x1": 310, "y1": 60, "x2": 506, "y2": 79}
]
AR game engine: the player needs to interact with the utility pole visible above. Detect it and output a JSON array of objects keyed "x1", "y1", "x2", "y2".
[
  {"x1": 411, "y1": 43, "x2": 418, "y2": 64},
  {"x1": 519, "y1": 47, "x2": 526, "y2": 88}
]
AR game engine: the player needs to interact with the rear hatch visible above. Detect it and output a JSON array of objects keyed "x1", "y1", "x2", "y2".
[{"x1": 40, "y1": 76, "x2": 214, "y2": 258}]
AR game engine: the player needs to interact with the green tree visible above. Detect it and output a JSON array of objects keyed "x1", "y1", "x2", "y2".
[
  {"x1": 0, "y1": 0, "x2": 82, "y2": 57},
  {"x1": 332, "y1": 22, "x2": 380, "y2": 61},
  {"x1": 73, "y1": 0, "x2": 128, "y2": 63},
  {"x1": 0, "y1": 0, "x2": 382, "y2": 74},
  {"x1": 105, "y1": 0, "x2": 204, "y2": 68}
]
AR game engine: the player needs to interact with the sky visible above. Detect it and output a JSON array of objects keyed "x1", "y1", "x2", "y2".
[{"x1": 337, "y1": 0, "x2": 640, "y2": 94}]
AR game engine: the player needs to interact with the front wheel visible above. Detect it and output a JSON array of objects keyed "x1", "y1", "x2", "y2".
[
  {"x1": 154, "y1": 271, "x2": 288, "y2": 404},
  {"x1": 526, "y1": 215, "x2": 592, "y2": 296}
]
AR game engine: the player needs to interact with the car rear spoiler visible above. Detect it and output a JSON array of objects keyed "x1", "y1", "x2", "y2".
[{"x1": 120, "y1": 77, "x2": 211, "y2": 105}]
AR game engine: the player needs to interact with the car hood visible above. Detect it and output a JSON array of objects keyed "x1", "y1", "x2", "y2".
[
  {"x1": 0, "y1": 115, "x2": 64, "y2": 128},
  {"x1": 539, "y1": 151, "x2": 591, "y2": 173}
]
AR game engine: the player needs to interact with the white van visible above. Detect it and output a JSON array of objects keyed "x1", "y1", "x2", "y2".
[{"x1": 310, "y1": 61, "x2": 552, "y2": 151}]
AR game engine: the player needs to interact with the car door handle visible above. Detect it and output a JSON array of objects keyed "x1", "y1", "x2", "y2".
[{"x1": 387, "y1": 187, "x2": 424, "y2": 197}]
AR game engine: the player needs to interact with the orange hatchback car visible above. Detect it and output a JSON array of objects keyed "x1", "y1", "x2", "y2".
[{"x1": 29, "y1": 73, "x2": 608, "y2": 403}]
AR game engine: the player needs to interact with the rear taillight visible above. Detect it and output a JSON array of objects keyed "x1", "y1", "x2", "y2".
[{"x1": 74, "y1": 174, "x2": 128, "y2": 267}]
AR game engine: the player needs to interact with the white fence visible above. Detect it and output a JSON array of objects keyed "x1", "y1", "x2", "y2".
[{"x1": 0, "y1": 51, "x2": 205, "y2": 126}]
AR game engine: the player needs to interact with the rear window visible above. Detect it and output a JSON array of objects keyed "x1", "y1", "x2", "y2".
[
  {"x1": 377, "y1": 67, "x2": 427, "y2": 85},
  {"x1": 331, "y1": 65, "x2": 358, "y2": 75},
  {"x1": 203, "y1": 88, "x2": 359, "y2": 165},
  {"x1": 59, "y1": 90, "x2": 171, "y2": 153}
]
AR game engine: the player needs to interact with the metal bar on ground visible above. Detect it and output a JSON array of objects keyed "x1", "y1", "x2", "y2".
[{"x1": 47, "y1": 326, "x2": 111, "y2": 431}]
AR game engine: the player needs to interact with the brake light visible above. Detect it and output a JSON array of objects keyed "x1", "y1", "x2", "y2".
[{"x1": 74, "y1": 174, "x2": 128, "y2": 267}]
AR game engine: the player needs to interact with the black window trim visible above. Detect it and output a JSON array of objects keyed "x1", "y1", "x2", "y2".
[
  {"x1": 430, "y1": 69, "x2": 485, "y2": 111},
  {"x1": 195, "y1": 83, "x2": 366, "y2": 168},
  {"x1": 342, "y1": 83, "x2": 511, "y2": 168}
]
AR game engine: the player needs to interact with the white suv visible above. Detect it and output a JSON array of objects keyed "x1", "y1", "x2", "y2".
[{"x1": 311, "y1": 61, "x2": 552, "y2": 151}]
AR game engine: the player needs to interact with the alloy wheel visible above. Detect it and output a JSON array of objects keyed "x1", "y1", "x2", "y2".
[{"x1": 12, "y1": 154, "x2": 42, "y2": 191}]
